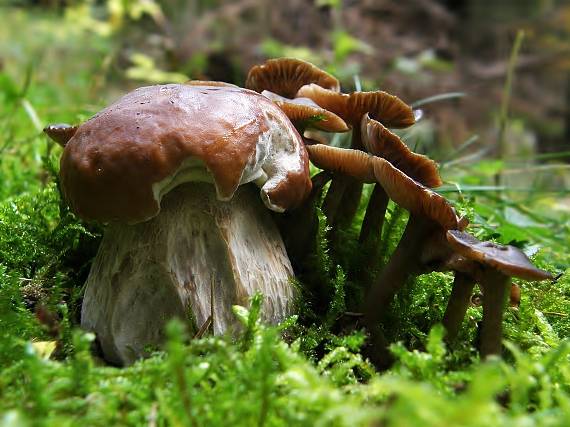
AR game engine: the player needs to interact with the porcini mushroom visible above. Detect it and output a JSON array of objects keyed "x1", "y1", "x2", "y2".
[
  {"x1": 46, "y1": 83, "x2": 312, "y2": 365},
  {"x1": 444, "y1": 230, "x2": 553, "y2": 357}
]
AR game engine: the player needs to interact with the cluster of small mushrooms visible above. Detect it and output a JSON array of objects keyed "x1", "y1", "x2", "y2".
[{"x1": 44, "y1": 58, "x2": 554, "y2": 366}]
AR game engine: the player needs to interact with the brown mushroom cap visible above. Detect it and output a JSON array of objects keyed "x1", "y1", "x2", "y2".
[
  {"x1": 43, "y1": 123, "x2": 78, "y2": 147},
  {"x1": 262, "y1": 90, "x2": 349, "y2": 133},
  {"x1": 306, "y1": 144, "x2": 457, "y2": 229},
  {"x1": 296, "y1": 84, "x2": 415, "y2": 128},
  {"x1": 446, "y1": 230, "x2": 554, "y2": 281},
  {"x1": 246, "y1": 58, "x2": 340, "y2": 98},
  {"x1": 60, "y1": 84, "x2": 311, "y2": 223},
  {"x1": 361, "y1": 114, "x2": 441, "y2": 187}
]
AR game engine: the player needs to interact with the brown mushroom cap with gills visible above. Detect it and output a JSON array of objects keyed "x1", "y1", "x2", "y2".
[
  {"x1": 443, "y1": 230, "x2": 553, "y2": 357},
  {"x1": 50, "y1": 84, "x2": 312, "y2": 365},
  {"x1": 59, "y1": 84, "x2": 311, "y2": 223},
  {"x1": 297, "y1": 83, "x2": 416, "y2": 237},
  {"x1": 296, "y1": 84, "x2": 416, "y2": 131},
  {"x1": 359, "y1": 114, "x2": 442, "y2": 245},
  {"x1": 261, "y1": 90, "x2": 349, "y2": 133},
  {"x1": 245, "y1": 58, "x2": 340, "y2": 98},
  {"x1": 306, "y1": 144, "x2": 458, "y2": 367}
]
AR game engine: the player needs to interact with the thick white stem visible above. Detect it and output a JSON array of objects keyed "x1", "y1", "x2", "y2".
[{"x1": 81, "y1": 183, "x2": 295, "y2": 365}]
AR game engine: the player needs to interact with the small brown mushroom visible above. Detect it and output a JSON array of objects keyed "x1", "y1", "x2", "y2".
[
  {"x1": 261, "y1": 90, "x2": 349, "y2": 133},
  {"x1": 359, "y1": 114, "x2": 442, "y2": 245},
  {"x1": 46, "y1": 83, "x2": 312, "y2": 365},
  {"x1": 245, "y1": 58, "x2": 340, "y2": 98},
  {"x1": 306, "y1": 144, "x2": 458, "y2": 366},
  {"x1": 296, "y1": 83, "x2": 416, "y2": 234},
  {"x1": 296, "y1": 84, "x2": 415, "y2": 130},
  {"x1": 444, "y1": 230, "x2": 553, "y2": 357}
]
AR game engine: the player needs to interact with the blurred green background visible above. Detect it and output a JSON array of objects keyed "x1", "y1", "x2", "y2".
[{"x1": 1, "y1": 0, "x2": 569, "y2": 213}]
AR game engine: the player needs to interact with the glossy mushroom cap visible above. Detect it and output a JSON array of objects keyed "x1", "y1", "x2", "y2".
[
  {"x1": 296, "y1": 84, "x2": 415, "y2": 128},
  {"x1": 306, "y1": 144, "x2": 458, "y2": 229},
  {"x1": 246, "y1": 58, "x2": 340, "y2": 98},
  {"x1": 43, "y1": 123, "x2": 78, "y2": 147},
  {"x1": 262, "y1": 90, "x2": 349, "y2": 133},
  {"x1": 361, "y1": 114, "x2": 441, "y2": 187},
  {"x1": 59, "y1": 84, "x2": 312, "y2": 223},
  {"x1": 446, "y1": 230, "x2": 554, "y2": 281}
]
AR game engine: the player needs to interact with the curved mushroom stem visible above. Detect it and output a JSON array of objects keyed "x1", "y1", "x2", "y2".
[
  {"x1": 364, "y1": 214, "x2": 433, "y2": 327},
  {"x1": 479, "y1": 268, "x2": 510, "y2": 358},
  {"x1": 359, "y1": 184, "x2": 389, "y2": 244},
  {"x1": 321, "y1": 125, "x2": 363, "y2": 227},
  {"x1": 335, "y1": 179, "x2": 363, "y2": 228},
  {"x1": 322, "y1": 176, "x2": 349, "y2": 224},
  {"x1": 442, "y1": 272, "x2": 476, "y2": 343}
]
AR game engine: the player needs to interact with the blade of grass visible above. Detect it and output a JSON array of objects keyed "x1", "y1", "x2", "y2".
[
  {"x1": 495, "y1": 30, "x2": 525, "y2": 187},
  {"x1": 411, "y1": 92, "x2": 466, "y2": 109}
]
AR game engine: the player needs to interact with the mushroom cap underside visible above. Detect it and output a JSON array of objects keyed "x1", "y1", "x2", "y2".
[
  {"x1": 296, "y1": 83, "x2": 415, "y2": 128},
  {"x1": 306, "y1": 144, "x2": 457, "y2": 229},
  {"x1": 446, "y1": 230, "x2": 554, "y2": 281},
  {"x1": 60, "y1": 84, "x2": 311, "y2": 223},
  {"x1": 246, "y1": 57, "x2": 340, "y2": 98},
  {"x1": 361, "y1": 114, "x2": 442, "y2": 187},
  {"x1": 262, "y1": 90, "x2": 349, "y2": 132}
]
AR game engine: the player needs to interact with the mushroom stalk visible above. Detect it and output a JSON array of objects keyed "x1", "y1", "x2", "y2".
[
  {"x1": 82, "y1": 183, "x2": 296, "y2": 365},
  {"x1": 358, "y1": 184, "x2": 389, "y2": 244},
  {"x1": 442, "y1": 272, "x2": 476, "y2": 343},
  {"x1": 364, "y1": 214, "x2": 433, "y2": 326},
  {"x1": 322, "y1": 126, "x2": 364, "y2": 227},
  {"x1": 479, "y1": 269, "x2": 510, "y2": 358}
]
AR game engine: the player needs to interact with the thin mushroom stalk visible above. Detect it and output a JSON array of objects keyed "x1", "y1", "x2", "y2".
[
  {"x1": 441, "y1": 272, "x2": 476, "y2": 343},
  {"x1": 358, "y1": 184, "x2": 389, "y2": 245},
  {"x1": 479, "y1": 268, "x2": 511, "y2": 357},
  {"x1": 274, "y1": 171, "x2": 331, "y2": 274},
  {"x1": 322, "y1": 126, "x2": 363, "y2": 228},
  {"x1": 364, "y1": 215, "x2": 441, "y2": 327}
]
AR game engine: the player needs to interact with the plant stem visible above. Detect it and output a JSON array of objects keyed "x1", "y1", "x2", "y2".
[{"x1": 495, "y1": 30, "x2": 525, "y2": 187}]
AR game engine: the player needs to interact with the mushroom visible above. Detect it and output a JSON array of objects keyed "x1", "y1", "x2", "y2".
[
  {"x1": 245, "y1": 58, "x2": 340, "y2": 98},
  {"x1": 443, "y1": 230, "x2": 553, "y2": 357},
  {"x1": 358, "y1": 114, "x2": 441, "y2": 246},
  {"x1": 305, "y1": 144, "x2": 459, "y2": 365},
  {"x1": 45, "y1": 83, "x2": 312, "y2": 365},
  {"x1": 295, "y1": 83, "x2": 416, "y2": 232},
  {"x1": 261, "y1": 90, "x2": 349, "y2": 134}
]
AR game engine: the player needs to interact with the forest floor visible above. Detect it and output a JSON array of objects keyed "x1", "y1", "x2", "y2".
[{"x1": 1, "y1": 6, "x2": 570, "y2": 427}]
